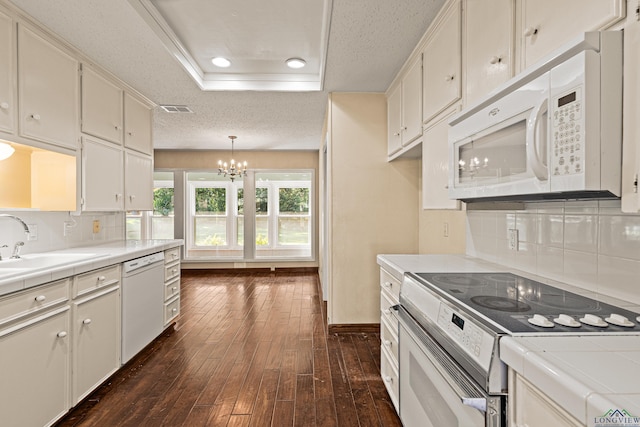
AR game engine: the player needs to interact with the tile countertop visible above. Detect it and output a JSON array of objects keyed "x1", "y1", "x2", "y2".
[
  {"x1": 377, "y1": 254, "x2": 640, "y2": 426},
  {"x1": 501, "y1": 335, "x2": 640, "y2": 425},
  {"x1": 0, "y1": 239, "x2": 183, "y2": 297}
]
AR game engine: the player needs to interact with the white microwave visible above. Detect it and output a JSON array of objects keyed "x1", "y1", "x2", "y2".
[{"x1": 448, "y1": 31, "x2": 622, "y2": 202}]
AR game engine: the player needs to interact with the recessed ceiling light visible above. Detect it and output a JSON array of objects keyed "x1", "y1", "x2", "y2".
[
  {"x1": 212, "y1": 57, "x2": 231, "y2": 68},
  {"x1": 286, "y1": 58, "x2": 306, "y2": 69}
]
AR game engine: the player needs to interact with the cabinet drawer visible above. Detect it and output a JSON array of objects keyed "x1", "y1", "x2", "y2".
[
  {"x1": 380, "y1": 289, "x2": 398, "y2": 331},
  {"x1": 381, "y1": 316, "x2": 399, "y2": 364},
  {"x1": 164, "y1": 277, "x2": 180, "y2": 301},
  {"x1": 73, "y1": 264, "x2": 120, "y2": 298},
  {"x1": 164, "y1": 295, "x2": 180, "y2": 325},
  {"x1": 381, "y1": 345, "x2": 399, "y2": 412},
  {"x1": 0, "y1": 279, "x2": 69, "y2": 326},
  {"x1": 164, "y1": 263, "x2": 180, "y2": 282},
  {"x1": 165, "y1": 247, "x2": 180, "y2": 264},
  {"x1": 380, "y1": 268, "x2": 401, "y2": 301}
]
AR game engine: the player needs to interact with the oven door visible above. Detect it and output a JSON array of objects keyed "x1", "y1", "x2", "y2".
[{"x1": 398, "y1": 307, "x2": 504, "y2": 427}]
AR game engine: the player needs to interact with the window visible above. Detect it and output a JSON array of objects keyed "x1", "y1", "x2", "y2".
[
  {"x1": 126, "y1": 172, "x2": 174, "y2": 240},
  {"x1": 185, "y1": 172, "x2": 242, "y2": 258},
  {"x1": 255, "y1": 172, "x2": 312, "y2": 259}
]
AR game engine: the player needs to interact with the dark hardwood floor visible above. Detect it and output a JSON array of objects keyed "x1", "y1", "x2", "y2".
[{"x1": 56, "y1": 270, "x2": 402, "y2": 427}]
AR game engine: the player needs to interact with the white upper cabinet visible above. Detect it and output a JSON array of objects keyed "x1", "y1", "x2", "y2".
[
  {"x1": 401, "y1": 57, "x2": 423, "y2": 145},
  {"x1": 18, "y1": 24, "x2": 79, "y2": 150},
  {"x1": 0, "y1": 10, "x2": 14, "y2": 135},
  {"x1": 81, "y1": 136, "x2": 124, "y2": 211},
  {"x1": 622, "y1": 20, "x2": 640, "y2": 213},
  {"x1": 422, "y1": 107, "x2": 459, "y2": 210},
  {"x1": 422, "y1": 0, "x2": 461, "y2": 124},
  {"x1": 124, "y1": 93, "x2": 152, "y2": 155},
  {"x1": 387, "y1": 56, "x2": 423, "y2": 157},
  {"x1": 519, "y1": 0, "x2": 625, "y2": 69},
  {"x1": 464, "y1": 0, "x2": 514, "y2": 106},
  {"x1": 81, "y1": 65, "x2": 123, "y2": 145},
  {"x1": 125, "y1": 151, "x2": 153, "y2": 211},
  {"x1": 387, "y1": 84, "x2": 402, "y2": 156}
]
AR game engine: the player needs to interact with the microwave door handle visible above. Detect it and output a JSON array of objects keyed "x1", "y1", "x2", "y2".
[{"x1": 526, "y1": 96, "x2": 549, "y2": 181}]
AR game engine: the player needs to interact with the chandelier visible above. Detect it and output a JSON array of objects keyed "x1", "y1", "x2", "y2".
[{"x1": 217, "y1": 135, "x2": 247, "y2": 182}]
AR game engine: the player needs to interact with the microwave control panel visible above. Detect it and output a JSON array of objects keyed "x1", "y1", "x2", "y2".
[{"x1": 551, "y1": 86, "x2": 583, "y2": 176}]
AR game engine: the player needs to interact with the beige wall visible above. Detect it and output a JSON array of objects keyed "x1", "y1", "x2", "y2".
[
  {"x1": 417, "y1": 160, "x2": 466, "y2": 254},
  {"x1": 326, "y1": 93, "x2": 419, "y2": 325}
]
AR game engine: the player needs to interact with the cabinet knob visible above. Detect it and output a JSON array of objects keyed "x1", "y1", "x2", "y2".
[
  {"x1": 393, "y1": 132, "x2": 400, "y2": 137},
  {"x1": 523, "y1": 26, "x2": 539, "y2": 37},
  {"x1": 115, "y1": 125, "x2": 121, "y2": 130},
  {"x1": 382, "y1": 281, "x2": 392, "y2": 289},
  {"x1": 97, "y1": 275, "x2": 106, "y2": 281},
  {"x1": 35, "y1": 295, "x2": 46, "y2": 302},
  {"x1": 30, "y1": 113, "x2": 41, "y2": 120},
  {"x1": 116, "y1": 193, "x2": 123, "y2": 200},
  {"x1": 129, "y1": 195, "x2": 136, "y2": 201},
  {"x1": 383, "y1": 375, "x2": 393, "y2": 384},
  {"x1": 172, "y1": 268, "x2": 178, "y2": 273},
  {"x1": 172, "y1": 286, "x2": 178, "y2": 291},
  {"x1": 172, "y1": 308, "x2": 178, "y2": 313},
  {"x1": 445, "y1": 74, "x2": 455, "y2": 82},
  {"x1": 0, "y1": 102, "x2": 8, "y2": 110},
  {"x1": 82, "y1": 318, "x2": 92, "y2": 325},
  {"x1": 127, "y1": 131, "x2": 133, "y2": 136},
  {"x1": 383, "y1": 339, "x2": 392, "y2": 347},
  {"x1": 383, "y1": 308, "x2": 391, "y2": 315},
  {"x1": 57, "y1": 331, "x2": 68, "y2": 338},
  {"x1": 489, "y1": 56, "x2": 502, "y2": 64}
]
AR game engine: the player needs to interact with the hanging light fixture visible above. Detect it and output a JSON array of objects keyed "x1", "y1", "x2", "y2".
[
  {"x1": 0, "y1": 142, "x2": 15, "y2": 160},
  {"x1": 218, "y1": 135, "x2": 247, "y2": 182}
]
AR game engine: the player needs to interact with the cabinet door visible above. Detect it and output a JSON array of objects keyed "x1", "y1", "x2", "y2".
[
  {"x1": 464, "y1": 0, "x2": 513, "y2": 106},
  {"x1": 0, "y1": 10, "x2": 14, "y2": 135},
  {"x1": 387, "y1": 84, "x2": 402, "y2": 156},
  {"x1": 422, "y1": 108, "x2": 459, "y2": 209},
  {"x1": 82, "y1": 65, "x2": 123, "y2": 145},
  {"x1": 520, "y1": 0, "x2": 625, "y2": 68},
  {"x1": 124, "y1": 93, "x2": 152, "y2": 155},
  {"x1": 422, "y1": 0, "x2": 461, "y2": 124},
  {"x1": 401, "y1": 56, "x2": 422, "y2": 145},
  {"x1": 622, "y1": 20, "x2": 640, "y2": 213},
  {"x1": 72, "y1": 286, "x2": 120, "y2": 404},
  {"x1": 0, "y1": 307, "x2": 70, "y2": 427},
  {"x1": 125, "y1": 151, "x2": 153, "y2": 210},
  {"x1": 18, "y1": 24, "x2": 79, "y2": 150},
  {"x1": 82, "y1": 136, "x2": 124, "y2": 211}
]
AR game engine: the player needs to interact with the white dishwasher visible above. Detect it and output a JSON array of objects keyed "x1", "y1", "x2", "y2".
[{"x1": 121, "y1": 252, "x2": 165, "y2": 364}]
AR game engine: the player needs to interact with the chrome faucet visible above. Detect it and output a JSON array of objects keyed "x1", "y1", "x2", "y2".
[
  {"x1": 11, "y1": 241, "x2": 24, "y2": 259},
  {"x1": 0, "y1": 214, "x2": 30, "y2": 234}
]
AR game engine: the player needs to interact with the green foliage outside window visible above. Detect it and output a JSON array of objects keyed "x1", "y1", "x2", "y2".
[
  {"x1": 195, "y1": 188, "x2": 226, "y2": 214},
  {"x1": 279, "y1": 188, "x2": 309, "y2": 213},
  {"x1": 153, "y1": 188, "x2": 174, "y2": 216}
]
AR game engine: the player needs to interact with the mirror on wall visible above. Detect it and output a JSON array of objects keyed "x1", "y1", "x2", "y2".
[{"x1": 0, "y1": 139, "x2": 77, "y2": 211}]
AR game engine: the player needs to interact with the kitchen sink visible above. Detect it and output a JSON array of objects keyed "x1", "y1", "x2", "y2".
[{"x1": 0, "y1": 253, "x2": 102, "y2": 271}]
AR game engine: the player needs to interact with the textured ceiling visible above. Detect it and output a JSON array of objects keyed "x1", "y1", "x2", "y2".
[{"x1": 8, "y1": 0, "x2": 446, "y2": 150}]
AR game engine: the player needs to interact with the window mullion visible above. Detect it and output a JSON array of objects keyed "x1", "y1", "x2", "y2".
[{"x1": 243, "y1": 171, "x2": 256, "y2": 259}]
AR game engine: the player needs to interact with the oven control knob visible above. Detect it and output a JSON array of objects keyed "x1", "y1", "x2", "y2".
[
  {"x1": 579, "y1": 314, "x2": 608, "y2": 327},
  {"x1": 528, "y1": 314, "x2": 554, "y2": 328},
  {"x1": 553, "y1": 314, "x2": 580, "y2": 327},
  {"x1": 605, "y1": 314, "x2": 635, "y2": 327}
]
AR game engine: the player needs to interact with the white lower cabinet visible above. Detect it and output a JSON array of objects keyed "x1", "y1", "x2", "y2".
[
  {"x1": 509, "y1": 369, "x2": 582, "y2": 427},
  {"x1": 379, "y1": 267, "x2": 400, "y2": 412},
  {"x1": 0, "y1": 304, "x2": 71, "y2": 427},
  {"x1": 163, "y1": 246, "x2": 181, "y2": 326},
  {"x1": 72, "y1": 284, "x2": 120, "y2": 404}
]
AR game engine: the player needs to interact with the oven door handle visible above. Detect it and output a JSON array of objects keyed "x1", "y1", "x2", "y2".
[{"x1": 461, "y1": 397, "x2": 487, "y2": 412}]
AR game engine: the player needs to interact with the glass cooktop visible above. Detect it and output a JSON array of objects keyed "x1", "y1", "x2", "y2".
[{"x1": 410, "y1": 272, "x2": 640, "y2": 333}]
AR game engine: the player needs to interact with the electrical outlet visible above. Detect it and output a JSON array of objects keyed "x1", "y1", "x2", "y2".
[
  {"x1": 443, "y1": 222, "x2": 449, "y2": 237},
  {"x1": 63, "y1": 221, "x2": 72, "y2": 236},
  {"x1": 508, "y1": 229, "x2": 519, "y2": 251},
  {"x1": 92, "y1": 220, "x2": 101, "y2": 234},
  {"x1": 27, "y1": 224, "x2": 38, "y2": 241}
]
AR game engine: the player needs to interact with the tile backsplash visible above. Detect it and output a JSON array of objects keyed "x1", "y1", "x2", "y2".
[
  {"x1": 466, "y1": 200, "x2": 640, "y2": 306},
  {"x1": 0, "y1": 211, "x2": 124, "y2": 259}
]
